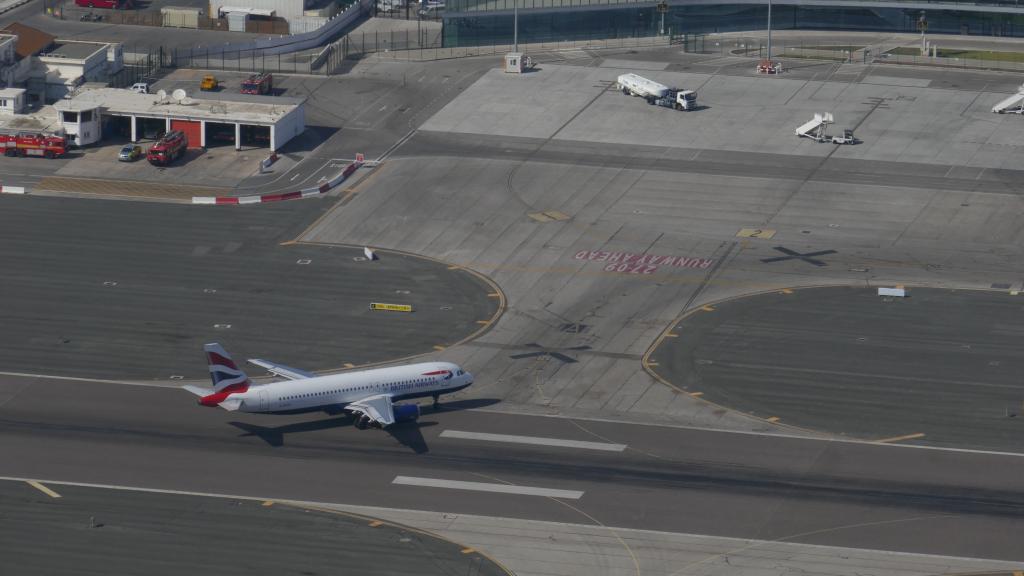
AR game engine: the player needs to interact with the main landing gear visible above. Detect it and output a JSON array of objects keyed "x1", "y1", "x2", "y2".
[{"x1": 432, "y1": 394, "x2": 441, "y2": 411}]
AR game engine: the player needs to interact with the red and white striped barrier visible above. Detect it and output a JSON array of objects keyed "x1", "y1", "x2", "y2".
[{"x1": 193, "y1": 156, "x2": 363, "y2": 205}]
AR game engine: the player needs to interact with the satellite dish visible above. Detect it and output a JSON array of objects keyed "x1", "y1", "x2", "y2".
[
  {"x1": 171, "y1": 88, "x2": 187, "y2": 102},
  {"x1": 156, "y1": 89, "x2": 167, "y2": 101}
]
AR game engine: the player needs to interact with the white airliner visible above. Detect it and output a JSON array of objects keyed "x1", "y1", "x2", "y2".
[{"x1": 183, "y1": 343, "x2": 473, "y2": 429}]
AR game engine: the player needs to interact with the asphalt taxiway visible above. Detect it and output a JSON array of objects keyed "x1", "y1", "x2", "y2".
[
  {"x1": 0, "y1": 480, "x2": 508, "y2": 576},
  {"x1": 1, "y1": 375, "x2": 1022, "y2": 562},
  {"x1": 302, "y1": 56, "x2": 1024, "y2": 439},
  {"x1": 0, "y1": 195, "x2": 499, "y2": 380},
  {"x1": 647, "y1": 286, "x2": 1024, "y2": 451}
]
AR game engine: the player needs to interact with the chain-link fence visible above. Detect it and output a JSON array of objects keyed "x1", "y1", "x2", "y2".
[
  {"x1": 109, "y1": 50, "x2": 165, "y2": 87},
  {"x1": 368, "y1": 4, "x2": 445, "y2": 21},
  {"x1": 686, "y1": 34, "x2": 1024, "y2": 72},
  {"x1": 875, "y1": 48, "x2": 1024, "y2": 72},
  {"x1": 169, "y1": 46, "x2": 327, "y2": 74},
  {"x1": 684, "y1": 36, "x2": 863, "y2": 61},
  {"x1": 324, "y1": 27, "x2": 675, "y2": 67}
]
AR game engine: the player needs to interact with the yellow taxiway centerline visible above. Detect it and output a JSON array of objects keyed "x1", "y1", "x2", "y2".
[{"x1": 27, "y1": 480, "x2": 61, "y2": 498}]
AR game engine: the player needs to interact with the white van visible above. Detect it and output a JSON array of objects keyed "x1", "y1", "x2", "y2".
[
  {"x1": 417, "y1": 1, "x2": 443, "y2": 17},
  {"x1": 130, "y1": 82, "x2": 150, "y2": 94}
]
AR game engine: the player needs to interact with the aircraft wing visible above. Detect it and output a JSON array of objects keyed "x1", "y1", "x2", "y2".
[
  {"x1": 247, "y1": 358, "x2": 314, "y2": 380},
  {"x1": 346, "y1": 394, "x2": 395, "y2": 427}
]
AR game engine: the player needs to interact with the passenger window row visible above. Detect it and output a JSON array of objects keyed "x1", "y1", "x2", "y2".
[{"x1": 280, "y1": 377, "x2": 434, "y2": 401}]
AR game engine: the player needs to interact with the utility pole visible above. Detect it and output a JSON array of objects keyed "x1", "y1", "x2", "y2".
[
  {"x1": 766, "y1": 0, "x2": 772, "y2": 61},
  {"x1": 918, "y1": 11, "x2": 928, "y2": 56},
  {"x1": 513, "y1": 0, "x2": 518, "y2": 52}
]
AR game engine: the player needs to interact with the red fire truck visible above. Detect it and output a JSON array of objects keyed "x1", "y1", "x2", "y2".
[
  {"x1": 74, "y1": 0, "x2": 132, "y2": 8},
  {"x1": 0, "y1": 132, "x2": 68, "y2": 159},
  {"x1": 74, "y1": 0, "x2": 133, "y2": 8},
  {"x1": 241, "y1": 72, "x2": 273, "y2": 95},
  {"x1": 146, "y1": 130, "x2": 187, "y2": 166}
]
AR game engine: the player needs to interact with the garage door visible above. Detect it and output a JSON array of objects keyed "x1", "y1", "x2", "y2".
[{"x1": 170, "y1": 120, "x2": 202, "y2": 148}]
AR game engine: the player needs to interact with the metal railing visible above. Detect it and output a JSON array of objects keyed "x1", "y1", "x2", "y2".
[
  {"x1": 326, "y1": 27, "x2": 675, "y2": 67},
  {"x1": 693, "y1": 35, "x2": 1024, "y2": 72},
  {"x1": 169, "y1": 47, "x2": 327, "y2": 74}
]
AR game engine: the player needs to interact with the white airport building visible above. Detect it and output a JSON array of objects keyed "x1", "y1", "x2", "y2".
[
  {"x1": 54, "y1": 87, "x2": 305, "y2": 150},
  {"x1": 0, "y1": 24, "x2": 124, "y2": 105}
]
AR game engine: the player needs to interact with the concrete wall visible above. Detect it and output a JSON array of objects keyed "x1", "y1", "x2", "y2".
[
  {"x1": 161, "y1": 7, "x2": 201, "y2": 28},
  {"x1": 288, "y1": 15, "x2": 328, "y2": 33},
  {"x1": 39, "y1": 48, "x2": 108, "y2": 83},
  {"x1": 35, "y1": 51, "x2": 103, "y2": 102},
  {"x1": 0, "y1": 36, "x2": 23, "y2": 88},
  {"x1": 0, "y1": 35, "x2": 15, "y2": 66},
  {"x1": 270, "y1": 100, "x2": 304, "y2": 150},
  {"x1": 106, "y1": 43, "x2": 124, "y2": 75},
  {"x1": 0, "y1": 89, "x2": 25, "y2": 114},
  {"x1": 0, "y1": 58, "x2": 30, "y2": 89}
]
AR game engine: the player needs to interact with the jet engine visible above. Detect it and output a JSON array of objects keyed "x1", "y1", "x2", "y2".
[{"x1": 393, "y1": 404, "x2": 420, "y2": 423}]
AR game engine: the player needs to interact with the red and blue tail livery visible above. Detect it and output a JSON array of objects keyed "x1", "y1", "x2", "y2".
[
  {"x1": 205, "y1": 343, "x2": 251, "y2": 392},
  {"x1": 183, "y1": 343, "x2": 251, "y2": 408}
]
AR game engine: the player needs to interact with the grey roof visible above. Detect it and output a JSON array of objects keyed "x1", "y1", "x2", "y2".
[
  {"x1": 54, "y1": 87, "x2": 301, "y2": 126},
  {"x1": 41, "y1": 41, "x2": 106, "y2": 61}
]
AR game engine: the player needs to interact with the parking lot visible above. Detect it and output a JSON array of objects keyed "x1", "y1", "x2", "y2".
[
  {"x1": 51, "y1": 137, "x2": 264, "y2": 189},
  {"x1": 150, "y1": 69, "x2": 292, "y2": 99}
]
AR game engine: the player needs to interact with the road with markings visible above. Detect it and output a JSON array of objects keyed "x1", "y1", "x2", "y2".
[{"x1": 1, "y1": 374, "x2": 1022, "y2": 562}]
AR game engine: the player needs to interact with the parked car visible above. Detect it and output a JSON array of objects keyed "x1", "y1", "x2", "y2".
[
  {"x1": 118, "y1": 144, "x2": 142, "y2": 161},
  {"x1": 417, "y1": 1, "x2": 443, "y2": 17},
  {"x1": 130, "y1": 82, "x2": 150, "y2": 94},
  {"x1": 200, "y1": 75, "x2": 219, "y2": 91}
]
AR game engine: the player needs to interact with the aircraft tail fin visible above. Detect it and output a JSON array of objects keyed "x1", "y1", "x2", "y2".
[{"x1": 204, "y1": 343, "x2": 251, "y2": 392}]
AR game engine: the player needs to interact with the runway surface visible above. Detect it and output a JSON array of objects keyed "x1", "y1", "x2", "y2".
[
  {"x1": 0, "y1": 480, "x2": 507, "y2": 576},
  {"x1": 0, "y1": 195, "x2": 498, "y2": 379},
  {"x1": 1, "y1": 375, "x2": 1022, "y2": 562},
  {"x1": 647, "y1": 286, "x2": 1024, "y2": 452}
]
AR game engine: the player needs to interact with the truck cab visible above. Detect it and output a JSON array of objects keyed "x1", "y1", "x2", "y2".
[
  {"x1": 241, "y1": 73, "x2": 273, "y2": 95},
  {"x1": 673, "y1": 90, "x2": 697, "y2": 110},
  {"x1": 146, "y1": 130, "x2": 187, "y2": 165},
  {"x1": 647, "y1": 89, "x2": 698, "y2": 111}
]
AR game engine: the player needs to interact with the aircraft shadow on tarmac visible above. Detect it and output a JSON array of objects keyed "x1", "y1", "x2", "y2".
[{"x1": 228, "y1": 398, "x2": 500, "y2": 454}]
